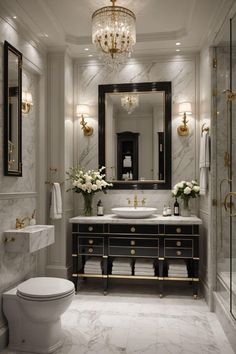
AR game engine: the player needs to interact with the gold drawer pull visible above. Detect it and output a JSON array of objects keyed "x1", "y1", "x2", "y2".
[
  {"x1": 176, "y1": 241, "x2": 182, "y2": 246},
  {"x1": 88, "y1": 248, "x2": 93, "y2": 253},
  {"x1": 176, "y1": 250, "x2": 182, "y2": 256},
  {"x1": 130, "y1": 249, "x2": 136, "y2": 255},
  {"x1": 88, "y1": 239, "x2": 94, "y2": 245},
  {"x1": 130, "y1": 240, "x2": 136, "y2": 246},
  {"x1": 131, "y1": 227, "x2": 136, "y2": 233},
  {"x1": 88, "y1": 226, "x2": 93, "y2": 232},
  {"x1": 176, "y1": 227, "x2": 182, "y2": 234}
]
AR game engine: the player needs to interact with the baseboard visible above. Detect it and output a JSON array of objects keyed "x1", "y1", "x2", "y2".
[
  {"x1": 213, "y1": 291, "x2": 236, "y2": 353},
  {"x1": 200, "y1": 279, "x2": 214, "y2": 311},
  {"x1": 0, "y1": 323, "x2": 8, "y2": 351}
]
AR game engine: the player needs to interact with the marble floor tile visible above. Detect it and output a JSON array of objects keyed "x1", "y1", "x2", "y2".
[{"x1": 1, "y1": 283, "x2": 235, "y2": 354}]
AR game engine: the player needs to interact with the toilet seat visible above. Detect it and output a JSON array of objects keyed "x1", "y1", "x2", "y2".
[{"x1": 17, "y1": 277, "x2": 75, "y2": 301}]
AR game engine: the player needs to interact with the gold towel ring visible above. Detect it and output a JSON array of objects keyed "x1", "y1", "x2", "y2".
[{"x1": 223, "y1": 192, "x2": 236, "y2": 217}]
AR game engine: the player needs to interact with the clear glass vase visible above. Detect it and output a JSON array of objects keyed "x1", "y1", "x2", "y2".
[
  {"x1": 82, "y1": 193, "x2": 94, "y2": 216},
  {"x1": 181, "y1": 198, "x2": 191, "y2": 217}
]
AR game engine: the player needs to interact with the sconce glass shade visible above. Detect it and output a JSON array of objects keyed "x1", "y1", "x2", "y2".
[
  {"x1": 179, "y1": 102, "x2": 192, "y2": 115},
  {"x1": 76, "y1": 104, "x2": 90, "y2": 117}
]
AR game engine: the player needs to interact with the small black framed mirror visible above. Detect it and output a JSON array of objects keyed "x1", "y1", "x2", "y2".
[
  {"x1": 4, "y1": 41, "x2": 22, "y2": 176},
  {"x1": 98, "y1": 82, "x2": 172, "y2": 189}
]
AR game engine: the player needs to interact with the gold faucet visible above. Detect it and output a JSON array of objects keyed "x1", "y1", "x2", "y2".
[{"x1": 16, "y1": 216, "x2": 30, "y2": 229}]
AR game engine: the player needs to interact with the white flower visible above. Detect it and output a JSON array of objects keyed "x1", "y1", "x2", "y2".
[
  {"x1": 172, "y1": 188, "x2": 178, "y2": 196},
  {"x1": 186, "y1": 182, "x2": 193, "y2": 188},
  {"x1": 193, "y1": 185, "x2": 200, "y2": 192},
  {"x1": 184, "y1": 186, "x2": 191, "y2": 195},
  {"x1": 177, "y1": 182, "x2": 184, "y2": 189},
  {"x1": 81, "y1": 185, "x2": 87, "y2": 192},
  {"x1": 91, "y1": 184, "x2": 98, "y2": 191},
  {"x1": 191, "y1": 180, "x2": 197, "y2": 185}
]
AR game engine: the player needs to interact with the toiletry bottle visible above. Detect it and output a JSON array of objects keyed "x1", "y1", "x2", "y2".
[
  {"x1": 30, "y1": 209, "x2": 36, "y2": 225},
  {"x1": 167, "y1": 205, "x2": 172, "y2": 216},
  {"x1": 174, "y1": 198, "x2": 180, "y2": 216},
  {"x1": 162, "y1": 205, "x2": 167, "y2": 217},
  {"x1": 129, "y1": 171, "x2": 133, "y2": 180},
  {"x1": 97, "y1": 200, "x2": 104, "y2": 216}
]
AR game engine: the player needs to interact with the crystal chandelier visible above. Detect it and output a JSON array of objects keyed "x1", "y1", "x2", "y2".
[
  {"x1": 121, "y1": 94, "x2": 139, "y2": 114},
  {"x1": 92, "y1": 0, "x2": 136, "y2": 69}
]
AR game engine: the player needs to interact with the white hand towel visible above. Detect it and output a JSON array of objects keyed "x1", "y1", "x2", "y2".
[
  {"x1": 199, "y1": 131, "x2": 210, "y2": 195},
  {"x1": 50, "y1": 183, "x2": 62, "y2": 219},
  {"x1": 200, "y1": 131, "x2": 210, "y2": 168}
]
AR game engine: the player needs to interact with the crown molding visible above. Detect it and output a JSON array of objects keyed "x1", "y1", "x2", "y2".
[
  {"x1": 0, "y1": 2, "x2": 47, "y2": 54},
  {"x1": 66, "y1": 27, "x2": 188, "y2": 46}
]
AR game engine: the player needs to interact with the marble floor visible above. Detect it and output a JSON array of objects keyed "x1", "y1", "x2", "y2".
[{"x1": 2, "y1": 281, "x2": 235, "y2": 354}]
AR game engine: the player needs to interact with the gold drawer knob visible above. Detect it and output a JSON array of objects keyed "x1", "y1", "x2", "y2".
[
  {"x1": 88, "y1": 226, "x2": 93, "y2": 232},
  {"x1": 176, "y1": 241, "x2": 182, "y2": 246},
  {"x1": 88, "y1": 248, "x2": 93, "y2": 253},
  {"x1": 176, "y1": 250, "x2": 182, "y2": 256},
  {"x1": 176, "y1": 227, "x2": 181, "y2": 234},
  {"x1": 130, "y1": 249, "x2": 136, "y2": 255},
  {"x1": 131, "y1": 227, "x2": 136, "y2": 233},
  {"x1": 130, "y1": 240, "x2": 136, "y2": 246},
  {"x1": 89, "y1": 239, "x2": 94, "y2": 245}
]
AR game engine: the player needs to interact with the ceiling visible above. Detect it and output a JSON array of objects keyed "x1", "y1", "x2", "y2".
[{"x1": 0, "y1": 0, "x2": 233, "y2": 58}]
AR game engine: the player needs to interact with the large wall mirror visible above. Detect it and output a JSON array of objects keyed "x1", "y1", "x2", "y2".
[
  {"x1": 99, "y1": 82, "x2": 172, "y2": 189},
  {"x1": 4, "y1": 41, "x2": 22, "y2": 176}
]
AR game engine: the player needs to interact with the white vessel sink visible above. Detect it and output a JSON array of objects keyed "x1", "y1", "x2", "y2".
[
  {"x1": 4, "y1": 225, "x2": 55, "y2": 253},
  {"x1": 111, "y1": 207, "x2": 157, "y2": 218}
]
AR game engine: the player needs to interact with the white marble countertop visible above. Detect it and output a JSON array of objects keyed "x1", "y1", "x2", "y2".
[{"x1": 69, "y1": 214, "x2": 202, "y2": 225}]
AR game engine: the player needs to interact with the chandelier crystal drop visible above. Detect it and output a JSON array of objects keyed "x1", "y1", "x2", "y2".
[
  {"x1": 92, "y1": 0, "x2": 136, "y2": 69},
  {"x1": 121, "y1": 94, "x2": 139, "y2": 114}
]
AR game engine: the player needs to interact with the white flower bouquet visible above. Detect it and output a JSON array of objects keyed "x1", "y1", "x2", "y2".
[
  {"x1": 67, "y1": 166, "x2": 112, "y2": 195},
  {"x1": 172, "y1": 180, "x2": 200, "y2": 200},
  {"x1": 66, "y1": 166, "x2": 113, "y2": 216}
]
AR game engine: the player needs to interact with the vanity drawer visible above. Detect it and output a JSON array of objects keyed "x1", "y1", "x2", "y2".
[
  {"x1": 109, "y1": 224, "x2": 158, "y2": 235},
  {"x1": 164, "y1": 238, "x2": 192, "y2": 248},
  {"x1": 109, "y1": 247, "x2": 159, "y2": 257},
  {"x1": 78, "y1": 245, "x2": 104, "y2": 255},
  {"x1": 79, "y1": 224, "x2": 104, "y2": 234},
  {"x1": 164, "y1": 248, "x2": 193, "y2": 258},
  {"x1": 78, "y1": 237, "x2": 104, "y2": 247},
  {"x1": 165, "y1": 225, "x2": 192, "y2": 235},
  {"x1": 109, "y1": 237, "x2": 159, "y2": 248}
]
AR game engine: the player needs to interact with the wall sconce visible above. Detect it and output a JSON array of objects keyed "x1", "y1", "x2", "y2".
[
  {"x1": 177, "y1": 102, "x2": 192, "y2": 136},
  {"x1": 76, "y1": 104, "x2": 93, "y2": 136},
  {"x1": 22, "y1": 91, "x2": 33, "y2": 114}
]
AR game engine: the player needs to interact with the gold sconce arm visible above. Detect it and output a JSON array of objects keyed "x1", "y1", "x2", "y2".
[
  {"x1": 80, "y1": 114, "x2": 93, "y2": 136},
  {"x1": 177, "y1": 113, "x2": 189, "y2": 136}
]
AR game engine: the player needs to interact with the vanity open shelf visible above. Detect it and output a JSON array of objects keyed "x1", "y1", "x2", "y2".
[{"x1": 70, "y1": 215, "x2": 201, "y2": 298}]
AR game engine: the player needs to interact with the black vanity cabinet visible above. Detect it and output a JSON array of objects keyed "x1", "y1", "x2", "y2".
[{"x1": 71, "y1": 222, "x2": 200, "y2": 298}]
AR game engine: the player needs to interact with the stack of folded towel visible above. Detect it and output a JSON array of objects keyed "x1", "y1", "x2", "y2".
[
  {"x1": 112, "y1": 258, "x2": 132, "y2": 275},
  {"x1": 134, "y1": 259, "x2": 155, "y2": 276},
  {"x1": 168, "y1": 259, "x2": 188, "y2": 277},
  {"x1": 84, "y1": 257, "x2": 102, "y2": 274}
]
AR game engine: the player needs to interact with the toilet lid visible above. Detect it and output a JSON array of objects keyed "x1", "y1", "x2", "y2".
[{"x1": 17, "y1": 277, "x2": 75, "y2": 299}]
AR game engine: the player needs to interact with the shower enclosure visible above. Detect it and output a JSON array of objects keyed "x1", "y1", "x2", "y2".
[{"x1": 214, "y1": 13, "x2": 236, "y2": 320}]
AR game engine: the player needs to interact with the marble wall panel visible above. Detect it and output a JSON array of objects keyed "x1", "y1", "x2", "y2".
[{"x1": 74, "y1": 56, "x2": 198, "y2": 214}]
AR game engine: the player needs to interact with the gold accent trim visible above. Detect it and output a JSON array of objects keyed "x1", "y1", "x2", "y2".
[
  {"x1": 103, "y1": 255, "x2": 108, "y2": 258},
  {"x1": 223, "y1": 192, "x2": 236, "y2": 217},
  {"x1": 158, "y1": 257, "x2": 164, "y2": 260},
  {"x1": 72, "y1": 274, "x2": 78, "y2": 277},
  {"x1": 193, "y1": 257, "x2": 199, "y2": 260},
  {"x1": 78, "y1": 274, "x2": 107, "y2": 278},
  {"x1": 164, "y1": 277, "x2": 199, "y2": 281},
  {"x1": 72, "y1": 254, "x2": 77, "y2": 257},
  {"x1": 108, "y1": 275, "x2": 158, "y2": 280},
  {"x1": 213, "y1": 58, "x2": 217, "y2": 68}
]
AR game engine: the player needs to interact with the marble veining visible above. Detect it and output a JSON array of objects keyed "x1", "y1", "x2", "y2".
[
  {"x1": 2, "y1": 287, "x2": 233, "y2": 354},
  {"x1": 69, "y1": 214, "x2": 202, "y2": 225},
  {"x1": 4, "y1": 225, "x2": 55, "y2": 253}
]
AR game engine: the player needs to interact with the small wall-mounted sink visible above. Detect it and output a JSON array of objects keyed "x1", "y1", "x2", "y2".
[
  {"x1": 111, "y1": 207, "x2": 157, "y2": 219},
  {"x1": 4, "y1": 225, "x2": 55, "y2": 253}
]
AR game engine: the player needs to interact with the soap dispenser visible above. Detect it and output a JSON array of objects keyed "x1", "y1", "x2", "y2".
[{"x1": 97, "y1": 200, "x2": 104, "y2": 216}]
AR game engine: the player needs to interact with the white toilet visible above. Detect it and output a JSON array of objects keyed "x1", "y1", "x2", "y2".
[{"x1": 3, "y1": 277, "x2": 75, "y2": 353}]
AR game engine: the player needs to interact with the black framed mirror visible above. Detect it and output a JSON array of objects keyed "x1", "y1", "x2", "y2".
[
  {"x1": 99, "y1": 82, "x2": 172, "y2": 189},
  {"x1": 4, "y1": 41, "x2": 22, "y2": 176}
]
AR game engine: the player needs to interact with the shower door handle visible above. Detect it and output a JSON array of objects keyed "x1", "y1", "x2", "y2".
[{"x1": 223, "y1": 192, "x2": 236, "y2": 216}]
